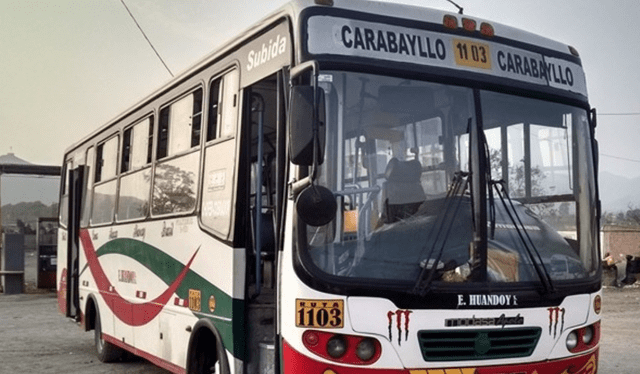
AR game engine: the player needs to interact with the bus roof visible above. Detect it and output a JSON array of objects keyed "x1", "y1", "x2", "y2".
[{"x1": 64, "y1": 0, "x2": 585, "y2": 157}]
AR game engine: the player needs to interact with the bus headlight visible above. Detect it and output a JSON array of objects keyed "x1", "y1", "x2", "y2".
[
  {"x1": 582, "y1": 325, "x2": 594, "y2": 345},
  {"x1": 326, "y1": 335, "x2": 347, "y2": 358},
  {"x1": 566, "y1": 331, "x2": 579, "y2": 351},
  {"x1": 355, "y1": 338, "x2": 376, "y2": 361}
]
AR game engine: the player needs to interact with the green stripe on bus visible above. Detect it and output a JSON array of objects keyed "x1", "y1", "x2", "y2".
[{"x1": 95, "y1": 238, "x2": 245, "y2": 359}]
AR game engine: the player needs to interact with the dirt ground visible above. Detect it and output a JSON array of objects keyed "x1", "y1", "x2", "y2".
[
  {"x1": 1, "y1": 249, "x2": 638, "y2": 373},
  {"x1": 0, "y1": 248, "x2": 169, "y2": 373}
]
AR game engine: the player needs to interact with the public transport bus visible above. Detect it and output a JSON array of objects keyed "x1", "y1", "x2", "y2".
[{"x1": 57, "y1": 0, "x2": 602, "y2": 373}]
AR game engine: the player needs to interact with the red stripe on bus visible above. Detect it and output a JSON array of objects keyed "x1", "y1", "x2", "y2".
[
  {"x1": 103, "y1": 333, "x2": 186, "y2": 374},
  {"x1": 79, "y1": 229, "x2": 198, "y2": 326}
]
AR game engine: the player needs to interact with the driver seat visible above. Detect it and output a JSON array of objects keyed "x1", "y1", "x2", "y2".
[{"x1": 381, "y1": 157, "x2": 425, "y2": 223}]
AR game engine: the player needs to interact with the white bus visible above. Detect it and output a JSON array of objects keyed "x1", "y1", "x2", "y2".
[{"x1": 57, "y1": 1, "x2": 602, "y2": 373}]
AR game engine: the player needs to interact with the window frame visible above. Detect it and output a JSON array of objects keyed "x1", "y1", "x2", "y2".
[
  {"x1": 156, "y1": 87, "x2": 204, "y2": 161},
  {"x1": 91, "y1": 133, "x2": 120, "y2": 226},
  {"x1": 58, "y1": 159, "x2": 73, "y2": 229},
  {"x1": 80, "y1": 146, "x2": 95, "y2": 228}
]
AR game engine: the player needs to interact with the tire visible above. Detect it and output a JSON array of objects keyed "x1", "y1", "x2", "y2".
[
  {"x1": 189, "y1": 329, "x2": 219, "y2": 374},
  {"x1": 94, "y1": 306, "x2": 124, "y2": 363}
]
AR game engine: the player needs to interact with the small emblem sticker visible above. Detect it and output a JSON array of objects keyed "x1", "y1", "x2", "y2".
[
  {"x1": 209, "y1": 295, "x2": 217, "y2": 313},
  {"x1": 189, "y1": 289, "x2": 202, "y2": 312}
]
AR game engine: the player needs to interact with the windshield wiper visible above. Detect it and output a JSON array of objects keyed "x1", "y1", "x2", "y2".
[
  {"x1": 412, "y1": 171, "x2": 469, "y2": 296},
  {"x1": 491, "y1": 180, "x2": 556, "y2": 294}
]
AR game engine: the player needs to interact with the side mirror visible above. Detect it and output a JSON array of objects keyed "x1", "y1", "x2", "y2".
[
  {"x1": 295, "y1": 185, "x2": 337, "y2": 226},
  {"x1": 288, "y1": 86, "x2": 325, "y2": 165}
]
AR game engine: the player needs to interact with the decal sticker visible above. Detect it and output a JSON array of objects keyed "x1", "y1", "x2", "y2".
[
  {"x1": 118, "y1": 269, "x2": 137, "y2": 284},
  {"x1": 133, "y1": 225, "x2": 145, "y2": 239},
  {"x1": 177, "y1": 217, "x2": 194, "y2": 234},
  {"x1": 246, "y1": 34, "x2": 287, "y2": 72},
  {"x1": 79, "y1": 229, "x2": 198, "y2": 326},
  {"x1": 189, "y1": 289, "x2": 202, "y2": 312},
  {"x1": 208, "y1": 295, "x2": 217, "y2": 313},
  {"x1": 453, "y1": 39, "x2": 492, "y2": 70},
  {"x1": 109, "y1": 228, "x2": 118, "y2": 240},
  {"x1": 174, "y1": 297, "x2": 189, "y2": 307},
  {"x1": 296, "y1": 299, "x2": 344, "y2": 328},
  {"x1": 135, "y1": 290, "x2": 147, "y2": 300},
  {"x1": 457, "y1": 294, "x2": 518, "y2": 307},
  {"x1": 410, "y1": 369, "x2": 476, "y2": 374},
  {"x1": 548, "y1": 307, "x2": 565, "y2": 337},
  {"x1": 561, "y1": 354, "x2": 596, "y2": 374},
  {"x1": 445, "y1": 313, "x2": 524, "y2": 328},
  {"x1": 207, "y1": 169, "x2": 227, "y2": 192},
  {"x1": 387, "y1": 309, "x2": 412, "y2": 345},
  {"x1": 161, "y1": 221, "x2": 174, "y2": 237}
]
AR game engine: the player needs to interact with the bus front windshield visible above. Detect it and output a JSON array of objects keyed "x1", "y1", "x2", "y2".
[{"x1": 299, "y1": 71, "x2": 599, "y2": 290}]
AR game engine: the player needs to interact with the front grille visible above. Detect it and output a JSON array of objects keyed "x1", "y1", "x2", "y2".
[{"x1": 417, "y1": 327, "x2": 542, "y2": 361}]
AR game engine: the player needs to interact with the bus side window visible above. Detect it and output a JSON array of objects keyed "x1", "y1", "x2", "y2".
[
  {"x1": 80, "y1": 146, "x2": 94, "y2": 227},
  {"x1": 152, "y1": 89, "x2": 203, "y2": 216},
  {"x1": 207, "y1": 78, "x2": 222, "y2": 141},
  {"x1": 207, "y1": 72, "x2": 238, "y2": 142},
  {"x1": 92, "y1": 136, "x2": 119, "y2": 225},
  {"x1": 220, "y1": 73, "x2": 238, "y2": 138},
  {"x1": 118, "y1": 117, "x2": 154, "y2": 221},
  {"x1": 201, "y1": 69, "x2": 239, "y2": 238}
]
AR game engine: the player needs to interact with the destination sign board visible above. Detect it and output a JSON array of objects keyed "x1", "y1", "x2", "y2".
[{"x1": 306, "y1": 16, "x2": 587, "y2": 98}]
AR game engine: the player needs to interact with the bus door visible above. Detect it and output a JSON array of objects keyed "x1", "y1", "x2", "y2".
[
  {"x1": 243, "y1": 71, "x2": 285, "y2": 374},
  {"x1": 66, "y1": 166, "x2": 84, "y2": 320}
]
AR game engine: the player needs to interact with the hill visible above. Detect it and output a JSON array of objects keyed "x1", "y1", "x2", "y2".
[
  {"x1": 1, "y1": 201, "x2": 58, "y2": 233},
  {"x1": 599, "y1": 171, "x2": 640, "y2": 213}
]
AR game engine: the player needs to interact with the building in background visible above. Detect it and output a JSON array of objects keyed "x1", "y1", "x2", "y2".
[{"x1": 0, "y1": 152, "x2": 60, "y2": 247}]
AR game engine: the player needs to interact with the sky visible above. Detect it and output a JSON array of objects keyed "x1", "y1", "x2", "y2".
[{"x1": 1, "y1": 0, "x2": 639, "y2": 179}]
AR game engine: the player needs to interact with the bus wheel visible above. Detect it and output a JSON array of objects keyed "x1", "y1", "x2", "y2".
[
  {"x1": 190, "y1": 329, "x2": 219, "y2": 374},
  {"x1": 94, "y1": 306, "x2": 124, "y2": 362}
]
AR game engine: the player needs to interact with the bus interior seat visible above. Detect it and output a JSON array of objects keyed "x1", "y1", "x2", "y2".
[
  {"x1": 381, "y1": 157, "x2": 426, "y2": 223},
  {"x1": 251, "y1": 209, "x2": 276, "y2": 261}
]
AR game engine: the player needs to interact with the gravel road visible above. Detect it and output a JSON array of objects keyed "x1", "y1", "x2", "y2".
[{"x1": 1, "y1": 249, "x2": 638, "y2": 373}]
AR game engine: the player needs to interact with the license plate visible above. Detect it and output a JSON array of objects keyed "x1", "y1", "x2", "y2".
[
  {"x1": 296, "y1": 299, "x2": 344, "y2": 328},
  {"x1": 453, "y1": 39, "x2": 492, "y2": 69}
]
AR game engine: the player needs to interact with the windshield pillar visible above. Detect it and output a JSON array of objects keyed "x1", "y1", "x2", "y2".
[{"x1": 470, "y1": 90, "x2": 487, "y2": 282}]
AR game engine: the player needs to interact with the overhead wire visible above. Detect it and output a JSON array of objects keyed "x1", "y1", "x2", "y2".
[
  {"x1": 596, "y1": 112, "x2": 640, "y2": 163},
  {"x1": 598, "y1": 112, "x2": 640, "y2": 116},
  {"x1": 120, "y1": 0, "x2": 174, "y2": 77},
  {"x1": 599, "y1": 154, "x2": 640, "y2": 164}
]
